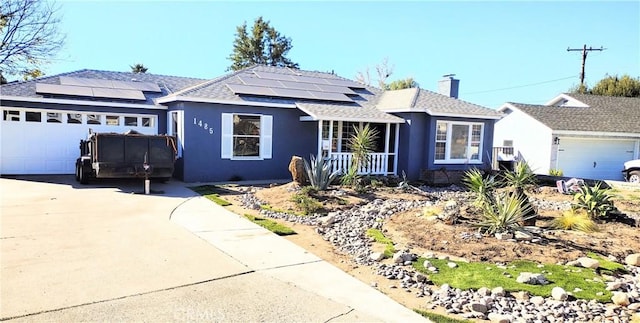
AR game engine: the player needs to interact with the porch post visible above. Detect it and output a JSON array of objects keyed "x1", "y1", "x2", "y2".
[
  {"x1": 394, "y1": 123, "x2": 400, "y2": 175},
  {"x1": 317, "y1": 120, "x2": 323, "y2": 157},
  {"x1": 384, "y1": 123, "x2": 390, "y2": 175}
]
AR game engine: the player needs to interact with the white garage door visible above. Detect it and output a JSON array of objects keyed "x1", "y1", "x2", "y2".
[
  {"x1": 557, "y1": 138, "x2": 636, "y2": 181},
  {"x1": 1, "y1": 108, "x2": 158, "y2": 175}
]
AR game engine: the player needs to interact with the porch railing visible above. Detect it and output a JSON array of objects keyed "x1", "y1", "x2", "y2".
[
  {"x1": 492, "y1": 146, "x2": 515, "y2": 170},
  {"x1": 330, "y1": 153, "x2": 389, "y2": 175}
]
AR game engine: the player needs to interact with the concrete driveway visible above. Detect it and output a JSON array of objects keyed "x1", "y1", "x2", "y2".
[{"x1": 1, "y1": 176, "x2": 427, "y2": 322}]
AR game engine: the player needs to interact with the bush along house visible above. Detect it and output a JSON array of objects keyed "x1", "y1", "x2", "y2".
[{"x1": 0, "y1": 65, "x2": 501, "y2": 183}]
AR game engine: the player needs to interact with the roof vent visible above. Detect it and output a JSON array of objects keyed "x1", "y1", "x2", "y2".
[{"x1": 438, "y1": 74, "x2": 459, "y2": 99}]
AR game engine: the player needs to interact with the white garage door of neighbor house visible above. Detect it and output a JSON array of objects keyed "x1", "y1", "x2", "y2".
[
  {"x1": 557, "y1": 138, "x2": 636, "y2": 181},
  {"x1": 1, "y1": 108, "x2": 158, "y2": 175}
]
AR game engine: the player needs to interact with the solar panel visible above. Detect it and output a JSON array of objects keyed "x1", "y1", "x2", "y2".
[
  {"x1": 36, "y1": 83, "x2": 93, "y2": 97},
  {"x1": 314, "y1": 84, "x2": 357, "y2": 94},
  {"x1": 278, "y1": 80, "x2": 321, "y2": 91},
  {"x1": 227, "y1": 84, "x2": 276, "y2": 96},
  {"x1": 60, "y1": 76, "x2": 161, "y2": 92},
  {"x1": 237, "y1": 76, "x2": 283, "y2": 87},
  {"x1": 253, "y1": 71, "x2": 296, "y2": 81},
  {"x1": 92, "y1": 88, "x2": 146, "y2": 100},
  {"x1": 291, "y1": 75, "x2": 331, "y2": 85},
  {"x1": 308, "y1": 91, "x2": 354, "y2": 102},
  {"x1": 59, "y1": 76, "x2": 114, "y2": 88},
  {"x1": 112, "y1": 80, "x2": 161, "y2": 92},
  {"x1": 325, "y1": 78, "x2": 366, "y2": 89}
]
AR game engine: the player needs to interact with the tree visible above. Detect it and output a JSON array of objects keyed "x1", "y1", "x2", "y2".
[
  {"x1": 0, "y1": 0, "x2": 65, "y2": 80},
  {"x1": 569, "y1": 74, "x2": 640, "y2": 97},
  {"x1": 227, "y1": 16, "x2": 298, "y2": 71},
  {"x1": 355, "y1": 57, "x2": 394, "y2": 89},
  {"x1": 590, "y1": 74, "x2": 640, "y2": 97},
  {"x1": 130, "y1": 63, "x2": 148, "y2": 74},
  {"x1": 386, "y1": 77, "x2": 419, "y2": 90}
]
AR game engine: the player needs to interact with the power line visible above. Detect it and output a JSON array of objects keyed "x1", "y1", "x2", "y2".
[{"x1": 462, "y1": 75, "x2": 578, "y2": 95}]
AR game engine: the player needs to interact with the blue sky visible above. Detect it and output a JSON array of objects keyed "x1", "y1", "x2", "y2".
[{"x1": 42, "y1": 1, "x2": 640, "y2": 108}]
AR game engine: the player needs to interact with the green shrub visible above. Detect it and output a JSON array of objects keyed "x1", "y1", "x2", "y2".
[
  {"x1": 244, "y1": 214, "x2": 296, "y2": 236},
  {"x1": 304, "y1": 154, "x2": 340, "y2": 191},
  {"x1": 366, "y1": 228, "x2": 395, "y2": 258},
  {"x1": 573, "y1": 182, "x2": 614, "y2": 219},
  {"x1": 340, "y1": 164, "x2": 360, "y2": 187},
  {"x1": 476, "y1": 193, "x2": 534, "y2": 234},
  {"x1": 549, "y1": 169, "x2": 564, "y2": 177},
  {"x1": 290, "y1": 192, "x2": 322, "y2": 215},
  {"x1": 550, "y1": 209, "x2": 598, "y2": 232}
]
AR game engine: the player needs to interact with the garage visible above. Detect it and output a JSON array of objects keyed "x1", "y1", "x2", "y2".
[
  {"x1": 1, "y1": 108, "x2": 157, "y2": 175},
  {"x1": 557, "y1": 138, "x2": 636, "y2": 181}
]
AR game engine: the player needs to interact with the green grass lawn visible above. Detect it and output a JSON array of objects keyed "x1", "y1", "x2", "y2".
[
  {"x1": 244, "y1": 214, "x2": 296, "y2": 236},
  {"x1": 413, "y1": 309, "x2": 471, "y2": 323},
  {"x1": 413, "y1": 258, "x2": 613, "y2": 302},
  {"x1": 366, "y1": 228, "x2": 395, "y2": 258},
  {"x1": 189, "y1": 185, "x2": 232, "y2": 206}
]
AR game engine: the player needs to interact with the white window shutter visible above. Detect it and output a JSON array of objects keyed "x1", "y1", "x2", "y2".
[
  {"x1": 260, "y1": 115, "x2": 273, "y2": 159},
  {"x1": 221, "y1": 113, "x2": 233, "y2": 159}
]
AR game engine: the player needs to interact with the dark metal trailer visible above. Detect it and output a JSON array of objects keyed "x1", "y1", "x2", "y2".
[{"x1": 75, "y1": 131, "x2": 177, "y2": 184}]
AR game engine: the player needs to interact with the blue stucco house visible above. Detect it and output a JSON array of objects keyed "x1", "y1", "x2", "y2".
[{"x1": 0, "y1": 65, "x2": 500, "y2": 182}]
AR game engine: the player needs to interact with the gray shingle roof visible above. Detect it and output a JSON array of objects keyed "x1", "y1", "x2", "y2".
[
  {"x1": 0, "y1": 69, "x2": 207, "y2": 105},
  {"x1": 296, "y1": 102, "x2": 404, "y2": 123},
  {"x1": 508, "y1": 93, "x2": 640, "y2": 133},
  {"x1": 376, "y1": 88, "x2": 501, "y2": 118}
]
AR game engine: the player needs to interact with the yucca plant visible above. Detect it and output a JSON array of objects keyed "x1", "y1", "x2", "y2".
[
  {"x1": 348, "y1": 124, "x2": 379, "y2": 170},
  {"x1": 573, "y1": 182, "x2": 615, "y2": 219},
  {"x1": 462, "y1": 168, "x2": 498, "y2": 207},
  {"x1": 340, "y1": 164, "x2": 360, "y2": 187},
  {"x1": 550, "y1": 209, "x2": 598, "y2": 232},
  {"x1": 303, "y1": 154, "x2": 341, "y2": 191},
  {"x1": 476, "y1": 193, "x2": 535, "y2": 235},
  {"x1": 502, "y1": 160, "x2": 537, "y2": 191}
]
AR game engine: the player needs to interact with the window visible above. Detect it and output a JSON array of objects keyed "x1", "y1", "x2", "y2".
[
  {"x1": 87, "y1": 114, "x2": 102, "y2": 125},
  {"x1": 25, "y1": 111, "x2": 42, "y2": 122},
  {"x1": 47, "y1": 112, "x2": 62, "y2": 123},
  {"x1": 124, "y1": 116, "x2": 137, "y2": 126},
  {"x1": 434, "y1": 121, "x2": 483, "y2": 163},
  {"x1": 67, "y1": 113, "x2": 82, "y2": 124},
  {"x1": 142, "y1": 117, "x2": 152, "y2": 127},
  {"x1": 221, "y1": 113, "x2": 272, "y2": 159},
  {"x1": 106, "y1": 115, "x2": 120, "y2": 126},
  {"x1": 3, "y1": 110, "x2": 20, "y2": 121}
]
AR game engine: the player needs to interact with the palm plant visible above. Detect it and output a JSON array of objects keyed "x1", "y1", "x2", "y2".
[
  {"x1": 342, "y1": 124, "x2": 379, "y2": 186},
  {"x1": 462, "y1": 168, "x2": 498, "y2": 207},
  {"x1": 303, "y1": 154, "x2": 340, "y2": 191},
  {"x1": 476, "y1": 193, "x2": 535, "y2": 234},
  {"x1": 573, "y1": 182, "x2": 614, "y2": 219}
]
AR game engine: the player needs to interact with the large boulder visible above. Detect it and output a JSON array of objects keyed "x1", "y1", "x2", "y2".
[
  {"x1": 551, "y1": 286, "x2": 568, "y2": 301},
  {"x1": 577, "y1": 257, "x2": 600, "y2": 269},
  {"x1": 288, "y1": 156, "x2": 307, "y2": 185},
  {"x1": 625, "y1": 253, "x2": 640, "y2": 266}
]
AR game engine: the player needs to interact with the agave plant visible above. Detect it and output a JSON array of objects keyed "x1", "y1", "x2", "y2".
[
  {"x1": 303, "y1": 154, "x2": 341, "y2": 191},
  {"x1": 476, "y1": 193, "x2": 535, "y2": 235},
  {"x1": 573, "y1": 182, "x2": 615, "y2": 219},
  {"x1": 462, "y1": 168, "x2": 498, "y2": 207}
]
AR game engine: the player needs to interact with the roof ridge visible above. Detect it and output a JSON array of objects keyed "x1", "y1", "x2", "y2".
[
  {"x1": 167, "y1": 68, "x2": 251, "y2": 97},
  {"x1": 418, "y1": 88, "x2": 493, "y2": 110}
]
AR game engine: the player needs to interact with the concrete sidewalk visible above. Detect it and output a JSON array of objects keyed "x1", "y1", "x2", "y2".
[
  {"x1": 1, "y1": 176, "x2": 427, "y2": 322},
  {"x1": 170, "y1": 195, "x2": 428, "y2": 322}
]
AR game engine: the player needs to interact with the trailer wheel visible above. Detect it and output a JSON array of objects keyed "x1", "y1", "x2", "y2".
[
  {"x1": 629, "y1": 170, "x2": 640, "y2": 184},
  {"x1": 75, "y1": 163, "x2": 81, "y2": 182}
]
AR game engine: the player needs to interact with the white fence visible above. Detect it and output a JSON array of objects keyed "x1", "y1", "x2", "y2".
[{"x1": 330, "y1": 153, "x2": 390, "y2": 175}]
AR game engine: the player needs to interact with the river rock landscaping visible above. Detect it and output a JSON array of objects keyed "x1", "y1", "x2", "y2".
[{"x1": 217, "y1": 180, "x2": 640, "y2": 322}]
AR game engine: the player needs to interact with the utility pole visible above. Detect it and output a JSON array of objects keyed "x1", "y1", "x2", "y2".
[{"x1": 567, "y1": 44, "x2": 605, "y2": 87}]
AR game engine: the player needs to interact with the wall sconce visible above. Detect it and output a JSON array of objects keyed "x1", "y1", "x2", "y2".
[{"x1": 553, "y1": 137, "x2": 560, "y2": 145}]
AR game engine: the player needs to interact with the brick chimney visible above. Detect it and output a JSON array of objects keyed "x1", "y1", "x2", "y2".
[{"x1": 438, "y1": 74, "x2": 459, "y2": 99}]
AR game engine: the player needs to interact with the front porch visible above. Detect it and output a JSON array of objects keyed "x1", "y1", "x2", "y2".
[{"x1": 315, "y1": 120, "x2": 399, "y2": 176}]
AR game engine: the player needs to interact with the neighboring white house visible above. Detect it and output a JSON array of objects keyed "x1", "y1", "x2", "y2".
[{"x1": 494, "y1": 93, "x2": 640, "y2": 181}]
